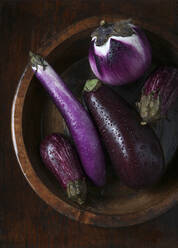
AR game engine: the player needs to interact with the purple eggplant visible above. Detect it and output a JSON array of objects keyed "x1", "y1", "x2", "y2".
[
  {"x1": 29, "y1": 52, "x2": 106, "y2": 187},
  {"x1": 40, "y1": 133, "x2": 86, "y2": 204},
  {"x1": 83, "y1": 79, "x2": 165, "y2": 189},
  {"x1": 89, "y1": 19, "x2": 152, "y2": 85},
  {"x1": 136, "y1": 66, "x2": 178, "y2": 124}
]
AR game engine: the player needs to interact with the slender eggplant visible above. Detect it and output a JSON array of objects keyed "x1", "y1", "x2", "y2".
[
  {"x1": 40, "y1": 133, "x2": 86, "y2": 204},
  {"x1": 136, "y1": 66, "x2": 178, "y2": 124},
  {"x1": 83, "y1": 79, "x2": 165, "y2": 189},
  {"x1": 29, "y1": 52, "x2": 106, "y2": 187}
]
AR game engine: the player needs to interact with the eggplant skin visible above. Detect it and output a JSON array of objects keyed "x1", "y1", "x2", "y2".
[
  {"x1": 40, "y1": 133, "x2": 86, "y2": 204},
  {"x1": 83, "y1": 82, "x2": 165, "y2": 189}
]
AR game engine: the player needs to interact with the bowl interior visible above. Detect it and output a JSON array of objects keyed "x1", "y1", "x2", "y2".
[{"x1": 22, "y1": 23, "x2": 178, "y2": 219}]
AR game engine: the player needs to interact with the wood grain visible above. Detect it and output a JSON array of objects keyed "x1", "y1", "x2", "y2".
[{"x1": 1, "y1": 0, "x2": 178, "y2": 247}]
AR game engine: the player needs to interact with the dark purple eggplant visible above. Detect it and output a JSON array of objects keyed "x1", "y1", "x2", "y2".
[
  {"x1": 83, "y1": 79, "x2": 165, "y2": 189},
  {"x1": 40, "y1": 133, "x2": 87, "y2": 205},
  {"x1": 136, "y1": 66, "x2": 178, "y2": 124},
  {"x1": 29, "y1": 52, "x2": 106, "y2": 187}
]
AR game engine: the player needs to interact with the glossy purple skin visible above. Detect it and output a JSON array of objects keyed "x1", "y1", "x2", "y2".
[
  {"x1": 40, "y1": 134, "x2": 84, "y2": 188},
  {"x1": 143, "y1": 66, "x2": 178, "y2": 116},
  {"x1": 31, "y1": 60, "x2": 106, "y2": 187},
  {"x1": 83, "y1": 85, "x2": 165, "y2": 189},
  {"x1": 89, "y1": 25, "x2": 152, "y2": 86}
]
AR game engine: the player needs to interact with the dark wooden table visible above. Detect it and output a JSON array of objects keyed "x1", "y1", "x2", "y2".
[{"x1": 1, "y1": 1, "x2": 178, "y2": 247}]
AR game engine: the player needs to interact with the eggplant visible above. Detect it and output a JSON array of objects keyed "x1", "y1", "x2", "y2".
[
  {"x1": 136, "y1": 66, "x2": 178, "y2": 124},
  {"x1": 40, "y1": 133, "x2": 87, "y2": 204},
  {"x1": 29, "y1": 52, "x2": 106, "y2": 187},
  {"x1": 83, "y1": 79, "x2": 165, "y2": 189},
  {"x1": 89, "y1": 19, "x2": 152, "y2": 85}
]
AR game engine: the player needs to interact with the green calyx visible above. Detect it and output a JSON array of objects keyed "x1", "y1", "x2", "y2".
[
  {"x1": 91, "y1": 19, "x2": 135, "y2": 46},
  {"x1": 136, "y1": 93, "x2": 161, "y2": 125},
  {"x1": 84, "y1": 79, "x2": 102, "y2": 92},
  {"x1": 29, "y1": 51, "x2": 47, "y2": 71},
  {"x1": 67, "y1": 178, "x2": 87, "y2": 205}
]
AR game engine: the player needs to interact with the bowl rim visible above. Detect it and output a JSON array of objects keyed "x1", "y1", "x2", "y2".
[{"x1": 11, "y1": 15, "x2": 178, "y2": 228}]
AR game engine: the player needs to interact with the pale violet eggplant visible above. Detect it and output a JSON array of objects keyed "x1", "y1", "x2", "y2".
[
  {"x1": 89, "y1": 19, "x2": 152, "y2": 85},
  {"x1": 137, "y1": 66, "x2": 178, "y2": 124},
  {"x1": 29, "y1": 52, "x2": 106, "y2": 187}
]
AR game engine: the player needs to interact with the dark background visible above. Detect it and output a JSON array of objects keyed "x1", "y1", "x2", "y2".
[{"x1": 1, "y1": 1, "x2": 178, "y2": 247}]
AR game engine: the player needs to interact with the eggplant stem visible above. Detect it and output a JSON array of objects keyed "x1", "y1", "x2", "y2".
[
  {"x1": 29, "y1": 51, "x2": 48, "y2": 71},
  {"x1": 67, "y1": 178, "x2": 87, "y2": 205},
  {"x1": 84, "y1": 79, "x2": 102, "y2": 92},
  {"x1": 141, "y1": 121, "x2": 147, "y2": 125},
  {"x1": 100, "y1": 20, "x2": 106, "y2": 26}
]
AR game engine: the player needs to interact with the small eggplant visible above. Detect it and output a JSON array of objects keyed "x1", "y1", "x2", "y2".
[
  {"x1": 83, "y1": 79, "x2": 165, "y2": 189},
  {"x1": 137, "y1": 66, "x2": 178, "y2": 124},
  {"x1": 89, "y1": 19, "x2": 152, "y2": 85},
  {"x1": 40, "y1": 133, "x2": 87, "y2": 205}
]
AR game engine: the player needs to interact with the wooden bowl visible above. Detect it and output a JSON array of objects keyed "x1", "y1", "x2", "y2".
[{"x1": 11, "y1": 16, "x2": 178, "y2": 228}]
